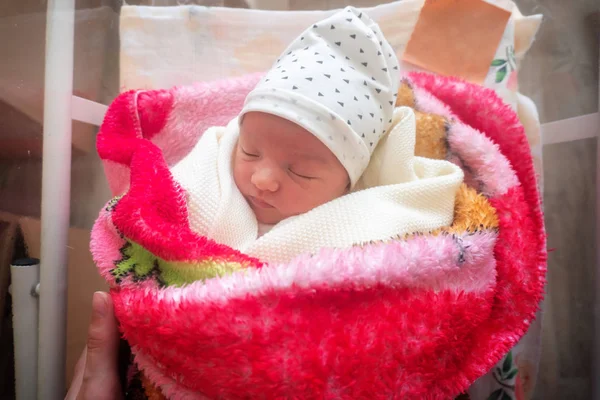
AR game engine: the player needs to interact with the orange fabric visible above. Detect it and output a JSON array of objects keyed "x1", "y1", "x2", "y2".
[
  {"x1": 403, "y1": 0, "x2": 511, "y2": 84},
  {"x1": 396, "y1": 82, "x2": 416, "y2": 108},
  {"x1": 141, "y1": 372, "x2": 167, "y2": 400},
  {"x1": 414, "y1": 111, "x2": 448, "y2": 160}
]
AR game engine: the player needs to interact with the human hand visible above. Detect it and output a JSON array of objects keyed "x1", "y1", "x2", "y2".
[{"x1": 65, "y1": 291, "x2": 123, "y2": 400}]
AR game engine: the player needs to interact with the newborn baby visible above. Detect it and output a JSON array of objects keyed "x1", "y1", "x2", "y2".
[
  {"x1": 171, "y1": 7, "x2": 462, "y2": 263},
  {"x1": 233, "y1": 6, "x2": 400, "y2": 234}
]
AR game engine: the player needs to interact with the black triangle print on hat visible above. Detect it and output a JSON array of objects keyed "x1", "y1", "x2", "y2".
[
  {"x1": 292, "y1": 86, "x2": 298, "y2": 90},
  {"x1": 324, "y1": 74, "x2": 331, "y2": 78},
  {"x1": 335, "y1": 88, "x2": 340, "y2": 93},
  {"x1": 382, "y1": 68, "x2": 387, "y2": 72},
  {"x1": 331, "y1": 24, "x2": 335, "y2": 29},
  {"x1": 362, "y1": 62, "x2": 368, "y2": 67},
  {"x1": 318, "y1": 92, "x2": 324, "y2": 97},
  {"x1": 343, "y1": 79, "x2": 350, "y2": 84},
  {"x1": 350, "y1": 34, "x2": 356, "y2": 39},
  {"x1": 358, "y1": 114, "x2": 363, "y2": 119},
  {"x1": 305, "y1": 77, "x2": 313, "y2": 81},
  {"x1": 375, "y1": 88, "x2": 381, "y2": 93},
  {"x1": 365, "y1": 94, "x2": 370, "y2": 99},
  {"x1": 330, "y1": 55, "x2": 336, "y2": 59},
  {"x1": 300, "y1": 66, "x2": 305, "y2": 69},
  {"x1": 354, "y1": 96, "x2": 358, "y2": 101},
  {"x1": 335, "y1": 42, "x2": 341, "y2": 46},
  {"x1": 338, "y1": 102, "x2": 344, "y2": 107},
  {"x1": 370, "y1": 113, "x2": 374, "y2": 117},
  {"x1": 317, "y1": 61, "x2": 323, "y2": 64},
  {"x1": 340, "y1": 67, "x2": 345, "y2": 72},
  {"x1": 360, "y1": 48, "x2": 364, "y2": 53},
  {"x1": 282, "y1": 76, "x2": 288, "y2": 79}
]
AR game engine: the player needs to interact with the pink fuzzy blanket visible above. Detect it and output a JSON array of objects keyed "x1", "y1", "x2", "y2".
[{"x1": 91, "y1": 72, "x2": 546, "y2": 399}]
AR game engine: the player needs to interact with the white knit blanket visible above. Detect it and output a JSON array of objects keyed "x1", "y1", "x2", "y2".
[{"x1": 171, "y1": 107, "x2": 464, "y2": 264}]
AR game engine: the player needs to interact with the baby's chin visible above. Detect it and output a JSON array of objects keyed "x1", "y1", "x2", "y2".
[
  {"x1": 250, "y1": 204, "x2": 286, "y2": 225},
  {"x1": 254, "y1": 209, "x2": 287, "y2": 225}
]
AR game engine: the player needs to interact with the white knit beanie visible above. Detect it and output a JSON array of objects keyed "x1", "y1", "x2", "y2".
[{"x1": 239, "y1": 6, "x2": 401, "y2": 187}]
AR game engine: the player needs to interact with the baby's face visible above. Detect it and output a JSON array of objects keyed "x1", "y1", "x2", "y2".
[{"x1": 234, "y1": 112, "x2": 349, "y2": 225}]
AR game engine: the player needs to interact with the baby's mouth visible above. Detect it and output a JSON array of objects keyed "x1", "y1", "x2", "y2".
[{"x1": 248, "y1": 196, "x2": 274, "y2": 209}]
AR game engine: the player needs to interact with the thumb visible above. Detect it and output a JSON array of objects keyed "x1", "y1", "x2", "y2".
[{"x1": 78, "y1": 291, "x2": 122, "y2": 400}]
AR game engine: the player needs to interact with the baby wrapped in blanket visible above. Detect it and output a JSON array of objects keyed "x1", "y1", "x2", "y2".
[
  {"x1": 94, "y1": 7, "x2": 547, "y2": 398},
  {"x1": 171, "y1": 7, "x2": 464, "y2": 264}
]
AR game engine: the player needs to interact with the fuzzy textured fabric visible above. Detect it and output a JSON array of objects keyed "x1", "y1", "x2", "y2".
[{"x1": 92, "y1": 72, "x2": 546, "y2": 399}]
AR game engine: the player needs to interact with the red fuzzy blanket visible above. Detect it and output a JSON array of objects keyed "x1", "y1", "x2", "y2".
[{"x1": 91, "y1": 73, "x2": 546, "y2": 399}]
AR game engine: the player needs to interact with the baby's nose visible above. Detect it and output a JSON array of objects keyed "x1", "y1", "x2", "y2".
[{"x1": 251, "y1": 168, "x2": 280, "y2": 192}]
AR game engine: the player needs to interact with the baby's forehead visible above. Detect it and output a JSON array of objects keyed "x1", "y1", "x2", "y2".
[{"x1": 263, "y1": 132, "x2": 330, "y2": 163}]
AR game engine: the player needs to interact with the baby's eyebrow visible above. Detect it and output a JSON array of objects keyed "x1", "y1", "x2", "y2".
[{"x1": 293, "y1": 152, "x2": 328, "y2": 164}]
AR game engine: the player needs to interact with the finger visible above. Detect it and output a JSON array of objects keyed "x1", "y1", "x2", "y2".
[
  {"x1": 78, "y1": 291, "x2": 122, "y2": 400},
  {"x1": 65, "y1": 347, "x2": 86, "y2": 400}
]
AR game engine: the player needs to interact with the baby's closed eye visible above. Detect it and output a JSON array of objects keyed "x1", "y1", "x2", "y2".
[
  {"x1": 240, "y1": 146, "x2": 259, "y2": 158},
  {"x1": 288, "y1": 168, "x2": 316, "y2": 180}
]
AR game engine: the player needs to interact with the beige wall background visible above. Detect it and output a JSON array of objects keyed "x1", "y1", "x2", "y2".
[{"x1": 0, "y1": 0, "x2": 597, "y2": 398}]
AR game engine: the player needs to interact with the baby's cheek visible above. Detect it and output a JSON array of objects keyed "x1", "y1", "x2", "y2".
[
  {"x1": 305, "y1": 189, "x2": 338, "y2": 210},
  {"x1": 232, "y1": 161, "x2": 247, "y2": 192}
]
